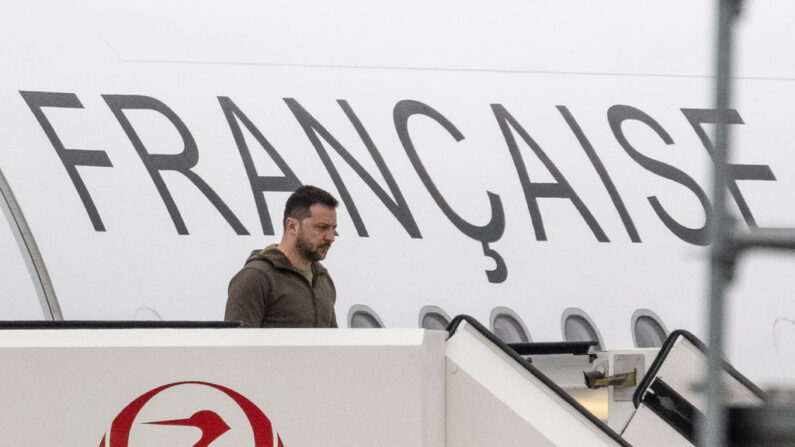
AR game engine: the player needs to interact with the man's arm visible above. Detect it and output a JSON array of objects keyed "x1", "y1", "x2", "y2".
[{"x1": 225, "y1": 268, "x2": 271, "y2": 328}]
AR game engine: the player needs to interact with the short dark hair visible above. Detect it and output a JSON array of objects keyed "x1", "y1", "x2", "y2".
[{"x1": 283, "y1": 185, "x2": 338, "y2": 227}]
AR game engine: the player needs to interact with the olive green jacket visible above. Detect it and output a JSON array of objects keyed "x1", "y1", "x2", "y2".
[{"x1": 225, "y1": 246, "x2": 338, "y2": 328}]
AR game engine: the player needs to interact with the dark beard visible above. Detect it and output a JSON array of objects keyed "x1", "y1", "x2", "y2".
[{"x1": 295, "y1": 232, "x2": 324, "y2": 262}]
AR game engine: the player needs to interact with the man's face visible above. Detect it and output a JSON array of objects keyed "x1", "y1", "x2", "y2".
[{"x1": 295, "y1": 204, "x2": 337, "y2": 262}]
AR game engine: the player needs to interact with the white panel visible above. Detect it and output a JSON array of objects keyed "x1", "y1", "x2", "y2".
[
  {"x1": 446, "y1": 321, "x2": 624, "y2": 446},
  {"x1": 606, "y1": 348, "x2": 660, "y2": 433},
  {"x1": 446, "y1": 361, "x2": 557, "y2": 446},
  {"x1": 621, "y1": 405, "x2": 692, "y2": 447},
  {"x1": 0, "y1": 328, "x2": 446, "y2": 446},
  {"x1": 654, "y1": 337, "x2": 763, "y2": 411},
  {"x1": 622, "y1": 334, "x2": 764, "y2": 446}
]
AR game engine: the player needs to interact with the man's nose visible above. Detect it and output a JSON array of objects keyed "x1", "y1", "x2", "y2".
[{"x1": 326, "y1": 230, "x2": 335, "y2": 242}]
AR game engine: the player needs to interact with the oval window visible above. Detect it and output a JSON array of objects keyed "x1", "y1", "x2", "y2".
[
  {"x1": 632, "y1": 309, "x2": 668, "y2": 348},
  {"x1": 562, "y1": 308, "x2": 604, "y2": 350},
  {"x1": 490, "y1": 307, "x2": 531, "y2": 343},
  {"x1": 419, "y1": 306, "x2": 451, "y2": 331},
  {"x1": 347, "y1": 305, "x2": 385, "y2": 328}
]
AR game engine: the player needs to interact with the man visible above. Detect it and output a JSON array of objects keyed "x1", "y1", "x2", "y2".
[{"x1": 225, "y1": 185, "x2": 339, "y2": 328}]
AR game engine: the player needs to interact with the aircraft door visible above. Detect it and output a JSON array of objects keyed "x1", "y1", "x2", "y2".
[{"x1": 0, "y1": 170, "x2": 57, "y2": 320}]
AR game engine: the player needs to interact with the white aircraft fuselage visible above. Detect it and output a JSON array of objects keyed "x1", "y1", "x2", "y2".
[{"x1": 2, "y1": 0, "x2": 794, "y2": 386}]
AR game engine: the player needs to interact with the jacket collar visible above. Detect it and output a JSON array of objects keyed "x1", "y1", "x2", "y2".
[{"x1": 247, "y1": 245, "x2": 328, "y2": 274}]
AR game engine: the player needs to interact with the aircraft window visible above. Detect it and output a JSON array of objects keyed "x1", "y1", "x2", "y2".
[
  {"x1": 490, "y1": 307, "x2": 531, "y2": 343},
  {"x1": 562, "y1": 308, "x2": 604, "y2": 350},
  {"x1": 347, "y1": 304, "x2": 385, "y2": 328},
  {"x1": 0, "y1": 199, "x2": 44, "y2": 320},
  {"x1": 632, "y1": 309, "x2": 668, "y2": 348},
  {"x1": 419, "y1": 306, "x2": 451, "y2": 331}
]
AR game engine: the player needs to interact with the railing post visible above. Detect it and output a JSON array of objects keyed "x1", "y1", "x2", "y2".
[{"x1": 703, "y1": 1, "x2": 742, "y2": 446}]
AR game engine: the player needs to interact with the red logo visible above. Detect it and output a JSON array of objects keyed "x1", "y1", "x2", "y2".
[{"x1": 99, "y1": 381, "x2": 284, "y2": 447}]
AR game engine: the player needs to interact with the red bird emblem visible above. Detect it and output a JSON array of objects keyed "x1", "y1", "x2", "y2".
[
  {"x1": 99, "y1": 381, "x2": 283, "y2": 447},
  {"x1": 146, "y1": 410, "x2": 231, "y2": 447}
]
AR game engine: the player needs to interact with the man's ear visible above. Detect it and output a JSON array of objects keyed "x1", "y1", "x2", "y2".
[{"x1": 285, "y1": 217, "x2": 298, "y2": 235}]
